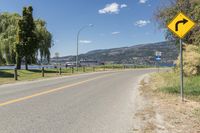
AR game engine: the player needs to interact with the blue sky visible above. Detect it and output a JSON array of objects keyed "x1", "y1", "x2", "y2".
[{"x1": 0, "y1": 0, "x2": 168, "y2": 57}]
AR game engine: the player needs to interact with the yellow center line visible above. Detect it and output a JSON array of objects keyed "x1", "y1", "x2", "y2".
[{"x1": 0, "y1": 73, "x2": 114, "y2": 107}]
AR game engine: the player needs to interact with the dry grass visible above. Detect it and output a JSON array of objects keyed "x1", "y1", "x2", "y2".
[{"x1": 134, "y1": 73, "x2": 200, "y2": 133}]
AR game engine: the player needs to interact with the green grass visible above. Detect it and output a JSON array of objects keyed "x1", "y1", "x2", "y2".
[
  {"x1": 155, "y1": 72, "x2": 200, "y2": 101},
  {"x1": 0, "y1": 69, "x2": 59, "y2": 84}
]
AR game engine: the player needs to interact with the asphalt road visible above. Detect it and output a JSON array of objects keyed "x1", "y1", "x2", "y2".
[{"x1": 0, "y1": 69, "x2": 156, "y2": 133}]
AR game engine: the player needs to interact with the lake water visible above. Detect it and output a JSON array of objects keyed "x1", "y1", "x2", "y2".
[{"x1": 0, "y1": 65, "x2": 55, "y2": 70}]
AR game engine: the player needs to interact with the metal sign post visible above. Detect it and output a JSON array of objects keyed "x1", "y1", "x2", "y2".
[
  {"x1": 180, "y1": 39, "x2": 184, "y2": 101},
  {"x1": 167, "y1": 12, "x2": 196, "y2": 102}
]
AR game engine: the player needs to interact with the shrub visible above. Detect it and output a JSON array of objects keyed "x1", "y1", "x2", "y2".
[{"x1": 176, "y1": 45, "x2": 200, "y2": 76}]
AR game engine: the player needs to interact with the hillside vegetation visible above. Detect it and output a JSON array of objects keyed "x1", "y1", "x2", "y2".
[{"x1": 54, "y1": 41, "x2": 178, "y2": 66}]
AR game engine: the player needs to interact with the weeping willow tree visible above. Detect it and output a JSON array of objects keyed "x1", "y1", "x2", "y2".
[
  {"x1": 0, "y1": 8, "x2": 53, "y2": 67},
  {"x1": 35, "y1": 19, "x2": 52, "y2": 64},
  {"x1": 0, "y1": 13, "x2": 20, "y2": 65}
]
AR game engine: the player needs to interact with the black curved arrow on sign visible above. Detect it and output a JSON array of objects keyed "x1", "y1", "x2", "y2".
[{"x1": 175, "y1": 19, "x2": 188, "y2": 31}]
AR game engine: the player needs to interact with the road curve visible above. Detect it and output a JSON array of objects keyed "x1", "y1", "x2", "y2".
[{"x1": 0, "y1": 69, "x2": 155, "y2": 133}]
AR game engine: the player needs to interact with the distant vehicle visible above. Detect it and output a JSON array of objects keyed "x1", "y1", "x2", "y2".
[{"x1": 65, "y1": 62, "x2": 77, "y2": 68}]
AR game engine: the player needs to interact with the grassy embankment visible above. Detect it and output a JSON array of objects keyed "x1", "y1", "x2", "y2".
[
  {"x1": 0, "y1": 67, "x2": 103, "y2": 85},
  {"x1": 153, "y1": 71, "x2": 200, "y2": 102},
  {"x1": 153, "y1": 70, "x2": 200, "y2": 121},
  {"x1": 141, "y1": 71, "x2": 200, "y2": 131}
]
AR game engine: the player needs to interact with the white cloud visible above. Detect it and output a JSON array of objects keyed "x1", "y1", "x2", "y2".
[
  {"x1": 80, "y1": 40, "x2": 92, "y2": 44},
  {"x1": 111, "y1": 31, "x2": 120, "y2": 35},
  {"x1": 99, "y1": 3, "x2": 119, "y2": 14},
  {"x1": 99, "y1": 3, "x2": 127, "y2": 14},
  {"x1": 134, "y1": 20, "x2": 150, "y2": 27},
  {"x1": 120, "y1": 4, "x2": 127, "y2": 8},
  {"x1": 139, "y1": 0, "x2": 148, "y2": 4}
]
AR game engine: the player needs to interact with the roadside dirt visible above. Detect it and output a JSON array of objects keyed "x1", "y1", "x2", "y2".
[{"x1": 133, "y1": 75, "x2": 200, "y2": 133}]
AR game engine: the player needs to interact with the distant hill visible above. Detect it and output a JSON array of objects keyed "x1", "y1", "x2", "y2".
[{"x1": 52, "y1": 41, "x2": 179, "y2": 66}]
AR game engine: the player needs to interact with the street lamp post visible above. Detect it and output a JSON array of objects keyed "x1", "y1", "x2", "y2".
[{"x1": 76, "y1": 24, "x2": 93, "y2": 70}]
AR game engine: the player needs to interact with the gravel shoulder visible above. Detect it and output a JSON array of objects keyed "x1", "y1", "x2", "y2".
[{"x1": 133, "y1": 74, "x2": 200, "y2": 133}]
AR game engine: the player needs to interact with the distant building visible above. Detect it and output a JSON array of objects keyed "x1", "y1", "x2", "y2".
[{"x1": 64, "y1": 60, "x2": 103, "y2": 67}]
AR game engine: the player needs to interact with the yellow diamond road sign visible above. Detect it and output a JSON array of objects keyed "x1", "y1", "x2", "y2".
[{"x1": 167, "y1": 12, "x2": 196, "y2": 39}]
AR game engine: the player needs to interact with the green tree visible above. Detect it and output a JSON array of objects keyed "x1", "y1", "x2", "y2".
[
  {"x1": 0, "y1": 8, "x2": 53, "y2": 67},
  {"x1": 0, "y1": 13, "x2": 20, "y2": 65},
  {"x1": 156, "y1": 0, "x2": 200, "y2": 75},
  {"x1": 155, "y1": 0, "x2": 200, "y2": 45},
  {"x1": 35, "y1": 19, "x2": 53, "y2": 64},
  {"x1": 16, "y1": 6, "x2": 38, "y2": 70}
]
